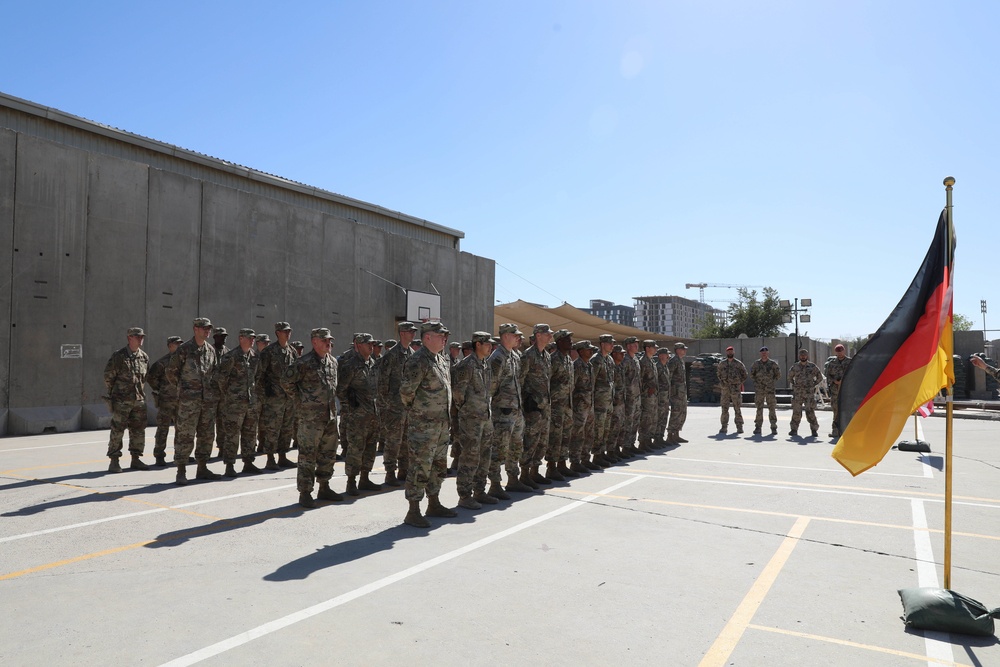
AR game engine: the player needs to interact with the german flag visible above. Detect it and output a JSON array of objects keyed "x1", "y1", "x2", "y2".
[{"x1": 832, "y1": 210, "x2": 955, "y2": 476}]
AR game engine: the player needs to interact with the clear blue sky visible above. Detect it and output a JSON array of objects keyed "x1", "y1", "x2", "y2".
[{"x1": 3, "y1": 1, "x2": 996, "y2": 341}]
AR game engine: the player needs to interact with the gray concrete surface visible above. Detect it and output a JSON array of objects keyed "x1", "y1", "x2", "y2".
[{"x1": 2, "y1": 405, "x2": 998, "y2": 666}]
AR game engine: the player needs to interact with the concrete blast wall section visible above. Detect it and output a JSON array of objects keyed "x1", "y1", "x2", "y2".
[{"x1": 0, "y1": 119, "x2": 494, "y2": 436}]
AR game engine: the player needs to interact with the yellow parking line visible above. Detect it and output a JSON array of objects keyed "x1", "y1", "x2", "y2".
[
  {"x1": 747, "y1": 624, "x2": 972, "y2": 667},
  {"x1": 699, "y1": 516, "x2": 810, "y2": 666}
]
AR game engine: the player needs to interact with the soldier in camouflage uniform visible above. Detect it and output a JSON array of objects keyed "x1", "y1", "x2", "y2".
[
  {"x1": 400, "y1": 321, "x2": 457, "y2": 527},
  {"x1": 547, "y1": 329, "x2": 577, "y2": 479},
  {"x1": 638, "y1": 340, "x2": 660, "y2": 451},
  {"x1": 655, "y1": 348, "x2": 671, "y2": 445},
  {"x1": 258, "y1": 322, "x2": 297, "y2": 470},
  {"x1": 749, "y1": 346, "x2": 781, "y2": 436},
  {"x1": 787, "y1": 348, "x2": 823, "y2": 437},
  {"x1": 825, "y1": 344, "x2": 852, "y2": 438},
  {"x1": 253, "y1": 334, "x2": 270, "y2": 454},
  {"x1": 621, "y1": 337, "x2": 642, "y2": 452},
  {"x1": 103, "y1": 327, "x2": 150, "y2": 473},
  {"x1": 214, "y1": 328, "x2": 261, "y2": 477},
  {"x1": 488, "y1": 323, "x2": 531, "y2": 496},
  {"x1": 375, "y1": 321, "x2": 417, "y2": 486},
  {"x1": 592, "y1": 334, "x2": 618, "y2": 464},
  {"x1": 338, "y1": 332, "x2": 381, "y2": 496},
  {"x1": 717, "y1": 346, "x2": 748, "y2": 434},
  {"x1": 520, "y1": 323, "x2": 554, "y2": 487},
  {"x1": 147, "y1": 335, "x2": 183, "y2": 467},
  {"x1": 666, "y1": 342, "x2": 689, "y2": 444},
  {"x1": 571, "y1": 341, "x2": 598, "y2": 470},
  {"x1": 453, "y1": 331, "x2": 496, "y2": 509},
  {"x1": 166, "y1": 317, "x2": 221, "y2": 485},
  {"x1": 610, "y1": 345, "x2": 629, "y2": 460},
  {"x1": 281, "y1": 328, "x2": 343, "y2": 508}
]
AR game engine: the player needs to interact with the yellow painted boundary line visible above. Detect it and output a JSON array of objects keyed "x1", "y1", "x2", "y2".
[
  {"x1": 558, "y1": 490, "x2": 1000, "y2": 541},
  {"x1": 747, "y1": 624, "x2": 972, "y2": 667},
  {"x1": 699, "y1": 516, "x2": 810, "y2": 666}
]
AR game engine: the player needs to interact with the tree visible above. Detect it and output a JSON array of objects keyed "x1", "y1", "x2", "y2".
[
  {"x1": 692, "y1": 287, "x2": 787, "y2": 339},
  {"x1": 953, "y1": 313, "x2": 974, "y2": 331}
]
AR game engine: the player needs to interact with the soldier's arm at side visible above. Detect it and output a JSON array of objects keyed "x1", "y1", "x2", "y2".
[{"x1": 398, "y1": 356, "x2": 425, "y2": 409}]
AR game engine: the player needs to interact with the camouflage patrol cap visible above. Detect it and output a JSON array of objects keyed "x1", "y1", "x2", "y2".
[
  {"x1": 759, "y1": 346, "x2": 769, "y2": 352},
  {"x1": 449, "y1": 341, "x2": 461, "y2": 349},
  {"x1": 471, "y1": 331, "x2": 492, "y2": 344},
  {"x1": 611, "y1": 344, "x2": 625, "y2": 354},
  {"x1": 373, "y1": 339, "x2": 383, "y2": 345},
  {"x1": 674, "y1": 342, "x2": 688, "y2": 350},
  {"x1": 384, "y1": 339, "x2": 398, "y2": 348},
  {"x1": 397, "y1": 321, "x2": 418, "y2": 332},
  {"x1": 572, "y1": 340, "x2": 596, "y2": 351},
  {"x1": 411, "y1": 339, "x2": 423, "y2": 347},
  {"x1": 498, "y1": 323, "x2": 523, "y2": 336},
  {"x1": 274, "y1": 321, "x2": 292, "y2": 332},
  {"x1": 799, "y1": 348, "x2": 809, "y2": 355},
  {"x1": 643, "y1": 339, "x2": 657, "y2": 348},
  {"x1": 353, "y1": 332, "x2": 375, "y2": 344},
  {"x1": 533, "y1": 323, "x2": 553, "y2": 334},
  {"x1": 598, "y1": 334, "x2": 615, "y2": 344},
  {"x1": 213, "y1": 327, "x2": 228, "y2": 336},
  {"x1": 656, "y1": 348, "x2": 670, "y2": 355},
  {"x1": 311, "y1": 328, "x2": 334, "y2": 339},
  {"x1": 622, "y1": 336, "x2": 638, "y2": 345},
  {"x1": 127, "y1": 327, "x2": 145, "y2": 337},
  {"x1": 553, "y1": 329, "x2": 573, "y2": 341},
  {"x1": 545, "y1": 342, "x2": 556, "y2": 351},
  {"x1": 461, "y1": 340, "x2": 474, "y2": 350},
  {"x1": 290, "y1": 340, "x2": 303, "y2": 349},
  {"x1": 420, "y1": 321, "x2": 449, "y2": 335},
  {"x1": 193, "y1": 317, "x2": 212, "y2": 328},
  {"x1": 255, "y1": 334, "x2": 270, "y2": 343},
  {"x1": 238, "y1": 328, "x2": 256, "y2": 338},
  {"x1": 166, "y1": 335, "x2": 184, "y2": 345}
]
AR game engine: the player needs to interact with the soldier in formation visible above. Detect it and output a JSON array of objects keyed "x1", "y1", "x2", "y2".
[
  {"x1": 147, "y1": 335, "x2": 183, "y2": 467},
  {"x1": 716, "y1": 345, "x2": 748, "y2": 435},
  {"x1": 666, "y1": 342, "x2": 689, "y2": 444},
  {"x1": 825, "y1": 344, "x2": 851, "y2": 438},
  {"x1": 787, "y1": 348, "x2": 823, "y2": 438},
  {"x1": 452, "y1": 331, "x2": 496, "y2": 509},
  {"x1": 166, "y1": 318, "x2": 221, "y2": 485},
  {"x1": 103, "y1": 327, "x2": 150, "y2": 472},
  {"x1": 215, "y1": 328, "x2": 261, "y2": 476},
  {"x1": 749, "y1": 346, "x2": 781, "y2": 436},
  {"x1": 638, "y1": 340, "x2": 660, "y2": 451},
  {"x1": 338, "y1": 332, "x2": 381, "y2": 495}
]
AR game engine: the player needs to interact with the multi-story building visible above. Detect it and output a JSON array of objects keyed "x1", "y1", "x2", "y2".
[
  {"x1": 581, "y1": 299, "x2": 636, "y2": 328},
  {"x1": 633, "y1": 295, "x2": 723, "y2": 338}
]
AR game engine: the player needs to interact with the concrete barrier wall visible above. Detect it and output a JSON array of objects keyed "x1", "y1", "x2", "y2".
[{"x1": 0, "y1": 131, "x2": 495, "y2": 435}]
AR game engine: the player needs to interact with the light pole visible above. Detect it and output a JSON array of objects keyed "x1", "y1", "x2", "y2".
[
  {"x1": 780, "y1": 298, "x2": 812, "y2": 360},
  {"x1": 982, "y1": 300, "x2": 988, "y2": 353}
]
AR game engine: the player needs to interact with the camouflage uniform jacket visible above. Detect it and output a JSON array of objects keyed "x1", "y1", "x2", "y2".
[
  {"x1": 657, "y1": 360, "x2": 671, "y2": 391},
  {"x1": 787, "y1": 361, "x2": 823, "y2": 391},
  {"x1": 520, "y1": 345, "x2": 551, "y2": 412},
  {"x1": 400, "y1": 346, "x2": 452, "y2": 421},
  {"x1": 215, "y1": 346, "x2": 259, "y2": 406},
  {"x1": 572, "y1": 357, "x2": 595, "y2": 409},
  {"x1": 717, "y1": 358, "x2": 748, "y2": 388},
  {"x1": 104, "y1": 346, "x2": 149, "y2": 402},
  {"x1": 166, "y1": 339, "x2": 219, "y2": 402},
  {"x1": 749, "y1": 359, "x2": 781, "y2": 392},
  {"x1": 624, "y1": 354, "x2": 641, "y2": 399},
  {"x1": 549, "y1": 349, "x2": 575, "y2": 410},
  {"x1": 825, "y1": 356, "x2": 851, "y2": 385},
  {"x1": 612, "y1": 360, "x2": 626, "y2": 407},
  {"x1": 281, "y1": 350, "x2": 337, "y2": 417},
  {"x1": 639, "y1": 355, "x2": 658, "y2": 394},
  {"x1": 452, "y1": 354, "x2": 492, "y2": 420},
  {"x1": 591, "y1": 353, "x2": 615, "y2": 406},
  {"x1": 376, "y1": 343, "x2": 412, "y2": 409},
  {"x1": 488, "y1": 345, "x2": 522, "y2": 410},
  {"x1": 258, "y1": 342, "x2": 297, "y2": 400},
  {"x1": 337, "y1": 352, "x2": 377, "y2": 414},
  {"x1": 667, "y1": 355, "x2": 687, "y2": 396}
]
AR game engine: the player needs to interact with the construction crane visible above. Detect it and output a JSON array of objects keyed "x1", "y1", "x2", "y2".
[{"x1": 685, "y1": 282, "x2": 766, "y2": 303}]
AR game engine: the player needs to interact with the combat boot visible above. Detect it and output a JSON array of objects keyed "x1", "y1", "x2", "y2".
[
  {"x1": 546, "y1": 462, "x2": 565, "y2": 482},
  {"x1": 570, "y1": 460, "x2": 591, "y2": 475},
  {"x1": 488, "y1": 480, "x2": 511, "y2": 500},
  {"x1": 404, "y1": 499, "x2": 430, "y2": 528},
  {"x1": 736, "y1": 425, "x2": 744, "y2": 434},
  {"x1": 558, "y1": 460, "x2": 579, "y2": 478},
  {"x1": 359, "y1": 472, "x2": 382, "y2": 492},
  {"x1": 475, "y1": 489, "x2": 499, "y2": 505},
  {"x1": 718, "y1": 426, "x2": 728, "y2": 435},
  {"x1": 175, "y1": 465, "x2": 188, "y2": 486},
  {"x1": 384, "y1": 468, "x2": 401, "y2": 487},
  {"x1": 277, "y1": 452, "x2": 296, "y2": 468},
  {"x1": 593, "y1": 454, "x2": 611, "y2": 469},
  {"x1": 154, "y1": 454, "x2": 168, "y2": 467},
  {"x1": 299, "y1": 491, "x2": 316, "y2": 509},
  {"x1": 753, "y1": 427, "x2": 762, "y2": 436},
  {"x1": 506, "y1": 472, "x2": 534, "y2": 493},
  {"x1": 317, "y1": 481, "x2": 344, "y2": 502},
  {"x1": 675, "y1": 433, "x2": 689, "y2": 444},
  {"x1": 195, "y1": 462, "x2": 221, "y2": 480},
  {"x1": 789, "y1": 428, "x2": 798, "y2": 436},
  {"x1": 530, "y1": 465, "x2": 552, "y2": 485},
  {"x1": 519, "y1": 469, "x2": 539, "y2": 490},
  {"x1": 242, "y1": 459, "x2": 262, "y2": 474},
  {"x1": 346, "y1": 476, "x2": 360, "y2": 496},
  {"x1": 224, "y1": 463, "x2": 238, "y2": 478},
  {"x1": 108, "y1": 457, "x2": 123, "y2": 474},
  {"x1": 457, "y1": 495, "x2": 481, "y2": 510},
  {"x1": 129, "y1": 454, "x2": 149, "y2": 471},
  {"x1": 265, "y1": 454, "x2": 280, "y2": 471},
  {"x1": 583, "y1": 457, "x2": 602, "y2": 471},
  {"x1": 811, "y1": 428, "x2": 818, "y2": 438},
  {"x1": 397, "y1": 465, "x2": 409, "y2": 483},
  {"x1": 426, "y1": 494, "x2": 458, "y2": 518}
]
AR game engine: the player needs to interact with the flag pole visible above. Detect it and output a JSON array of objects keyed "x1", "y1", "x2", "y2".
[{"x1": 943, "y1": 176, "x2": 955, "y2": 589}]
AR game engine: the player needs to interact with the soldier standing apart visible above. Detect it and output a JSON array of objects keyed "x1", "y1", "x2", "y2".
[
  {"x1": 749, "y1": 346, "x2": 781, "y2": 436},
  {"x1": 453, "y1": 331, "x2": 496, "y2": 509},
  {"x1": 258, "y1": 322, "x2": 297, "y2": 470},
  {"x1": 571, "y1": 341, "x2": 598, "y2": 470},
  {"x1": 400, "y1": 321, "x2": 457, "y2": 527},
  {"x1": 214, "y1": 328, "x2": 261, "y2": 477},
  {"x1": 376, "y1": 321, "x2": 417, "y2": 486},
  {"x1": 338, "y1": 332, "x2": 382, "y2": 496},
  {"x1": 825, "y1": 344, "x2": 852, "y2": 438},
  {"x1": 488, "y1": 323, "x2": 531, "y2": 496},
  {"x1": 103, "y1": 327, "x2": 150, "y2": 473},
  {"x1": 666, "y1": 342, "x2": 689, "y2": 444},
  {"x1": 592, "y1": 334, "x2": 617, "y2": 464},
  {"x1": 547, "y1": 329, "x2": 577, "y2": 479},
  {"x1": 281, "y1": 328, "x2": 344, "y2": 508},
  {"x1": 717, "y1": 345, "x2": 748, "y2": 435},
  {"x1": 638, "y1": 340, "x2": 660, "y2": 451},
  {"x1": 621, "y1": 337, "x2": 642, "y2": 452},
  {"x1": 166, "y1": 318, "x2": 221, "y2": 485},
  {"x1": 520, "y1": 323, "x2": 554, "y2": 487},
  {"x1": 787, "y1": 348, "x2": 823, "y2": 438},
  {"x1": 610, "y1": 344, "x2": 629, "y2": 459},
  {"x1": 655, "y1": 348, "x2": 671, "y2": 445},
  {"x1": 147, "y1": 335, "x2": 183, "y2": 467}
]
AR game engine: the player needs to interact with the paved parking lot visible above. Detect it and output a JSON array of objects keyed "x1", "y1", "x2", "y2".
[{"x1": 1, "y1": 405, "x2": 998, "y2": 666}]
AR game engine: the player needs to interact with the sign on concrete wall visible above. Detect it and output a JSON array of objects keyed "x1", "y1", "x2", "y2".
[{"x1": 60, "y1": 344, "x2": 82, "y2": 359}]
